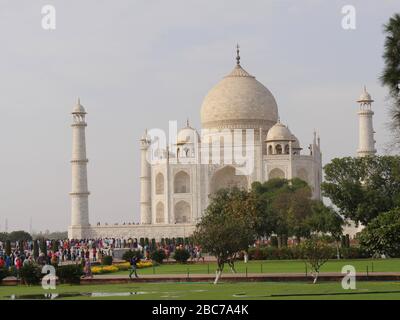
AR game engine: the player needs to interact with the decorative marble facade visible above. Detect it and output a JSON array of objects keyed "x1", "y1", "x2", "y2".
[{"x1": 68, "y1": 51, "x2": 323, "y2": 240}]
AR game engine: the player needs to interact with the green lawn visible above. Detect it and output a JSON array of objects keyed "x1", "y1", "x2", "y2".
[
  {"x1": 1, "y1": 281, "x2": 400, "y2": 300},
  {"x1": 112, "y1": 258, "x2": 400, "y2": 275}
]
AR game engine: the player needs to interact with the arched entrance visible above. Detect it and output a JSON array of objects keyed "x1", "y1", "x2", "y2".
[
  {"x1": 210, "y1": 166, "x2": 248, "y2": 194},
  {"x1": 174, "y1": 201, "x2": 191, "y2": 223},
  {"x1": 269, "y1": 168, "x2": 285, "y2": 179}
]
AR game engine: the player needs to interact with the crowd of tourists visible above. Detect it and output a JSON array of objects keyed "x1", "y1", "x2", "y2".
[{"x1": 0, "y1": 238, "x2": 203, "y2": 273}]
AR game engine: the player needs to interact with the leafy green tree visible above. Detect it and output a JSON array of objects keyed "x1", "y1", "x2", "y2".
[
  {"x1": 139, "y1": 237, "x2": 145, "y2": 247},
  {"x1": 286, "y1": 186, "x2": 313, "y2": 241},
  {"x1": 359, "y1": 208, "x2": 400, "y2": 257},
  {"x1": 33, "y1": 240, "x2": 39, "y2": 260},
  {"x1": 51, "y1": 240, "x2": 58, "y2": 253},
  {"x1": 252, "y1": 178, "x2": 313, "y2": 245},
  {"x1": 39, "y1": 238, "x2": 47, "y2": 257},
  {"x1": 301, "y1": 237, "x2": 333, "y2": 284},
  {"x1": 5, "y1": 240, "x2": 11, "y2": 256},
  {"x1": 380, "y1": 13, "x2": 400, "y2": 145},
  {"x1": 322, "y1": 156, "x2": 400, "y2": 225},
  {"x1": 307, "y1": 201, "x2": 344, "y2": 258},
  {"x1": 8, "y1": 230, "x2": 32, "y2": 242},
  {"x1": 0, "y1": 232, "x2": 8, "y2": 242},
  {"x1": 193, "y1": 188, "x2": 259, "y2": 284}
]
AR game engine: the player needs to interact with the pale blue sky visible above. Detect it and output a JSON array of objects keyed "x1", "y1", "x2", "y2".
[{"x1": 0, "y1": 0, "x2": 398, "y2": 232}]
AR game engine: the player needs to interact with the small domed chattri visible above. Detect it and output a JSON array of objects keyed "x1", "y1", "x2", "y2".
[
  {"x1": 357, "y1": 86, "x2": 374, "y2": 103},
  {"x1": 72, "y1": 97, "x2": 86, "y2": 114}
]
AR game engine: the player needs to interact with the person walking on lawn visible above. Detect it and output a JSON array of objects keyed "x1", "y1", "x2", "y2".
[{"x1": 129, "y1": 255, "x2": 139, "y2": 279}]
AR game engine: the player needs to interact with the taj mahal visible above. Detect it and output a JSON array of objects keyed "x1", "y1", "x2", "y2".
[{"x1": 68, "y1": 47, "x2": 376, "y2": 239}]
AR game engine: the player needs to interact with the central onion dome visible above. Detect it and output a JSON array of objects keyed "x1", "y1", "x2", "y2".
[{"x1": 200, "y1": 47, "x2": 278, "y2": 130}]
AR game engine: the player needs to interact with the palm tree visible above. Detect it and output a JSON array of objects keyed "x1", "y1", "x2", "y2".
[{"x1": 381, "y1": 13, "x2": 400, "y2": 145}]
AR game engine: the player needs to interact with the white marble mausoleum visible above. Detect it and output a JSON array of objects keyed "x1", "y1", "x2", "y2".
[{"x1": 68, "y1": 49, "x2": 325, "y2": 239}]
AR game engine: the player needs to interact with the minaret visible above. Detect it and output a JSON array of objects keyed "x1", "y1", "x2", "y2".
[
  {"x1": 70, "y1": 99, "x2": 90, "y2": 230},
  {"x1": 140, "y1": 130, "x2": 152, "y2": 224},
  {"x1": 356, "y1": 86, "x2": 376, "y2": 157}
]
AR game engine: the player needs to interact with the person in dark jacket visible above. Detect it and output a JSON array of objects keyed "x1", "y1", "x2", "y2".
[{"x1": 129, "y1": 256, "x2": 139, "y2": 279}]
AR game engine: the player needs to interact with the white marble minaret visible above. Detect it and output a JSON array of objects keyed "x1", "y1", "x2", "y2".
[
  {"x1": 69, "y1": 99, "x2": 90, "y2": 237},
  {"x1": 140, "y1": 130, "x2": 152, "y2": 224},
  {"x1": 357, "y1": 86, "x2": 376, "y2": 157}
]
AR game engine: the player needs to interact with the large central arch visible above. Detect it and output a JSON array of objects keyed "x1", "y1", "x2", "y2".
[
  {"x1": 174, "y1": 201, "x2": 191, "y2": 223},
  {"x1": 210, "y1": 166, "x2": 248, "y2": 194}
]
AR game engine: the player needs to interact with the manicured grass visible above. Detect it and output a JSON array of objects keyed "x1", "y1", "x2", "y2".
[
  {"x1": 112, "y1": 258, "x2": 400, "y2": 276},
  {"x1": 1, "y1": 281, "x2": 400, "y2": 300}
]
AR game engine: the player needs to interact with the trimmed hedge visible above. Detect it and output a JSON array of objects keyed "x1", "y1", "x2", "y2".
[
  {"x1": 247, "y1": 246, "x2": 369, "y2": 260},
  {"x1": 173, "y1": 249, "x2": 190, "y2": 263},
  {"x1": 340, "y1": 247, "x2": 370, "y2": 259},
  {"x1": 19, "y1": 264, "x2": 42, "y2": 285},
  {"x1": 0, "y1": 268, "x2": 9, "y2": 282},
  {"x1": 102, "y1": 255, "x2": 113, "y2": 266},
  {"x1": 151, "y1": 249, "x2": 166, "y2": 264},
  {"x1": 56, "y1": 264, "x2": 83, "y2": 284}
]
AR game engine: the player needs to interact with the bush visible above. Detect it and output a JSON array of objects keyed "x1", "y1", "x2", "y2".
[
  {"x1": 270, "y1": 236, "x2": 279, "y2": 248},
  {"x1": 340, "y1": 246, "x2": 369, "y2": 259},
  {"x1": 0, "y1": 268, "x2": 10, "y2": 282},
  {"x1": 122, "y1": 250, "x2": 143, "y2": 262},
  {"x1": 19, "y1": 264, "x2": 42, "y2": 285},
  {"x1": 56, "y1": 264, "x2": 83, "y2": 284},
  {"x1": 248, "y1": 245, "x2": 339, "y2": 260},
  {"x1": 251, "y1": 245, "x2": 370, "y2": 260},
  {"x1": 151, "y1": 249, "x2": 166, "y2": 264},
  {"x1": 102, "y1": 255, "x2": 113, "y2": 266},
  {"x1": 173, "y1": 249, "x2": 190, "y2": 263}
]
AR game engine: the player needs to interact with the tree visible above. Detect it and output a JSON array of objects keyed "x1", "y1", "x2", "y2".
[
  {"x1": 33, "y1": 240, "x2": 39, "y2": 260},
  {"x1": 252, "y1": 178, "x2": 313, "y2": 245},
  {"x1": 193, "y1": 188, "x2": 259, "y2": 284},
  {"x1": 359, "y1": 208, "x2": 400, "y2": 257},
  {"x1": 0, "y1": 233, "x2": 8, "y2": 242},
  {"x1": 301, "y1": 238, "x2": 333, "y2": 284},
  {"x1": 322, "y1": 156, "x2": 400, "y2": 225},
  {"x1": 8, "y1": 230, "x2": 32, "y2": 242},
  {"x1": 51, "y1": 240, "x2": 58, "y2": 253},
  {"x1": 286, "y1": 186, "x2": 313, "y2": 242},
  {"x1": 5, "y1": 240, "x2": 11, "y2": 256},
  {"x1": 307, "y1": 201, "x2": 344, "y2": 259},
  {"x1": 39, "y1": 238, "x2": 47, "y2": 257},
  {"x1": 380, "y1": 13, "x2": 400, "y2": 146}
]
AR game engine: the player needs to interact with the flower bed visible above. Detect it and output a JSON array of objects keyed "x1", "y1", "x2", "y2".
[
  {"x1": 91, "y1": 265, "x2": 118, "y2": 274},
  {"x1": 91, "y1": 260, "x2": 153, "y2": 274}
]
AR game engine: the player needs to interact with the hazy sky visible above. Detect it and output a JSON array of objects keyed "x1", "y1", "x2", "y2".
[{"x1": 0, "y1": 0, "x2": 398, "y2": 232}]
